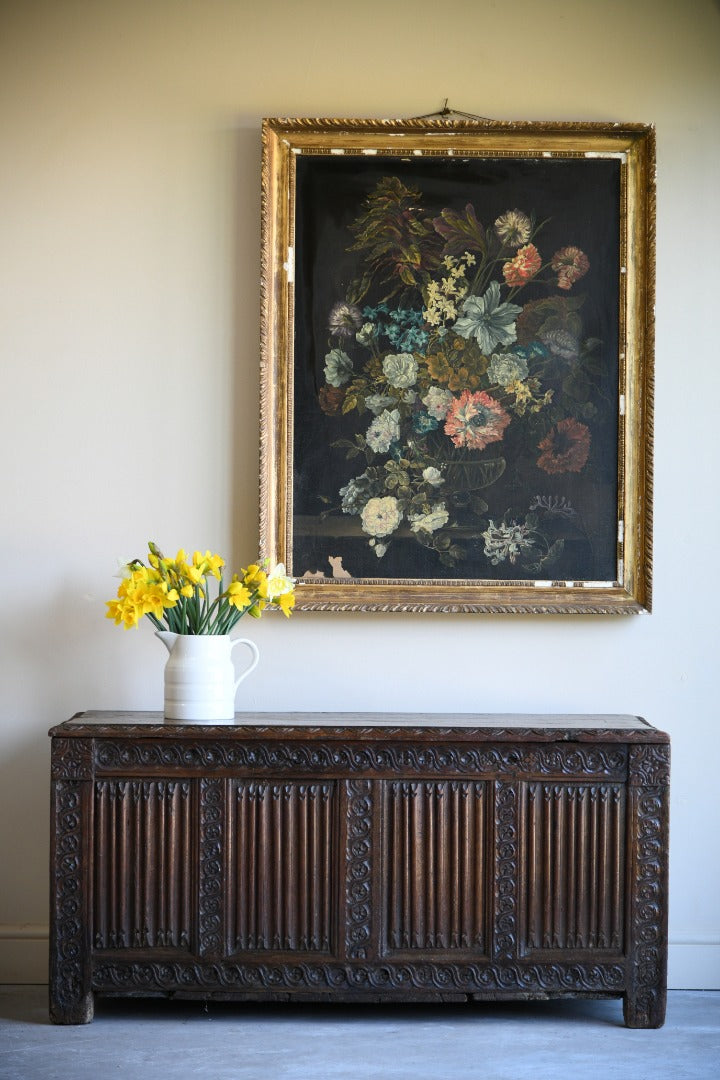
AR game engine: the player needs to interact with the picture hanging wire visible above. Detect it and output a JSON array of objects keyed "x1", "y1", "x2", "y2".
[{"x1": 409, "y1": 99, "x2": 494, "y2": 122}]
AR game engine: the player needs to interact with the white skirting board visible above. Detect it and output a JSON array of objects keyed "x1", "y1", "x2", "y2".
[{"x1": 1, "y1": 927, "x2": 719, "y2": 988}]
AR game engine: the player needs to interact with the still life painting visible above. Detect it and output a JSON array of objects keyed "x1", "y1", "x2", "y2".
[{"x1": 261, "y1": 119, "x2": 654, "y2": 613}]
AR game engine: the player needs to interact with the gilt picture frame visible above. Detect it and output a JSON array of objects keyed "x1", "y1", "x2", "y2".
[{"x1": 260, "y1": 117, "x2": 654, "y2": 613}]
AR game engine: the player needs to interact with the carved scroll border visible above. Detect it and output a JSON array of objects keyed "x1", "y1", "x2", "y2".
[
  {"x1": 95, "y1": 739, "x2": 628, "y2": 780},
  {"x1": 92, "y1": 957, "x2": 626, "y2": 995}
]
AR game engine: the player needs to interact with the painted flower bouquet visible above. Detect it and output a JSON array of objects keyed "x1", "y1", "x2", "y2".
[
  {"x1": 106, "y1": 542, "x2": 295, "y2": 633},
  {"x1": 315, "y1": 176, "x2": 609, "y2": 576}
]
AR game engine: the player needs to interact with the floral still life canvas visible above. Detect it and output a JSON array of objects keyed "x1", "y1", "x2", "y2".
[{"x1": 261, "y1": 120, "x2": 654, "y2": 613}]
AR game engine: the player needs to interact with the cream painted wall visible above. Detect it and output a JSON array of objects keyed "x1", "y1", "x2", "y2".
[{"x1": 1, "y1": 0, "x2": 718, "y2": 988}]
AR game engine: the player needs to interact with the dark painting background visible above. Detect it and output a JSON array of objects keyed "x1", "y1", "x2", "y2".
[{"x1": 292, "y1": 154, "x2": 620, "y2": 581}]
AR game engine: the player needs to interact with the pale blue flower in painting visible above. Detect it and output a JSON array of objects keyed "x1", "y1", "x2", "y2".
[
  {"x1": 453, "y1": 282, "x2": 522, "y2": 353},
  {"x1": 362, "y1": 306, "x2": 429, "y2": 354},
  {"x1": 339, "y1": 470, "x2": 382, "y2": 514},
  {"x1": 339, "y1": 476, "x2": 367, "y2": 515},
  {"x1": 365, "y1": 393, "x2": 396, "y2": 415},
  {"x1": 324, "y1": 348, "x2": 354, "y2": 387},
  {"x1": 366, "y1": 408, "x2": 401, "y2": 454},
  {"x1": 487, "y1": 351, "x2": 529, "y2": 388},
  {"x1": 412, "y1": 412, "x2": 438, "y2": 435}
]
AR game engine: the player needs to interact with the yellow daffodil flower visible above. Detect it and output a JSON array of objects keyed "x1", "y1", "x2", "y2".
[
  {"x1": 108, "y1": 543, "x2": 295, "y2": 634},
  {"x1": 265, "y1": 563, "x2": 294, "y2": 601},
  {"x1": 276, "y1": 592, "x2": 295, "y2": 617},
  {"x1": 227, "y1": 581, "x2": 252, "y2": 610}
]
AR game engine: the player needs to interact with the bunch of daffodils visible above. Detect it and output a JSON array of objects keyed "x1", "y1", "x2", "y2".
[{"x1": 106, "y1": 542, "x2": 295, "y2": 634}]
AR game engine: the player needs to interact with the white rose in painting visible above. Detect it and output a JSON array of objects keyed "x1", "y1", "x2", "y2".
[
  {"x1": 382, "y1": 352, "x2": 418, "y2": 389},
  {"x1": 487, "y1": 351, "x2": 529, "y2": 388},
  {"x1": 422, "y1": 386, "x2": 453, "y2": 420},
  {"x1": 422, "y1": 467, "x2": 444, "y2": 488},
  {"x1": 361, "y1": 496, "x2": 402, "y2": 538},
  {"x1": 365, "y1": 394, "x2": 396, "y2": 416},
  {"x1": 409, "y1": 504, "x2": 449, "y2": 534}
]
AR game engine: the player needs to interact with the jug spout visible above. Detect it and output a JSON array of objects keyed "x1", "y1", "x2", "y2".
[{"x1": 155, "y1": 630, "x2": 178, "y2": 654}]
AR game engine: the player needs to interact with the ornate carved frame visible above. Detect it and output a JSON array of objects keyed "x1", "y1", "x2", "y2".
[{"x1": 259, "y1": 117, "x2": 655, "y2": 613}]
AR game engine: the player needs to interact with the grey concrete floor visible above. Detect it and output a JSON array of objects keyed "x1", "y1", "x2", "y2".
[{"x1": 0, "y1": 987, "x2": 718, "y2": 1080}]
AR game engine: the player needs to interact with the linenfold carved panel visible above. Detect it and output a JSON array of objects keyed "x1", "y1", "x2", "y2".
[
  {"x1": 93, "y1": 780, "x2": 192, "y2": 950},
  {"x1": 525, "y1": 784, "x2": 625, "y2": 952},
  {"x1": 384, "y1": 781, "x2": 487, "y2": 953},
  {"x1": 228, "y1": 781, "x2": 336, "y2": 953}
]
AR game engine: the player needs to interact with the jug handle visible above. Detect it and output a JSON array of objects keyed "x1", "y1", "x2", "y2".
[{"x1": 231, "y1": 638, "x2": 260, "y2": 691}]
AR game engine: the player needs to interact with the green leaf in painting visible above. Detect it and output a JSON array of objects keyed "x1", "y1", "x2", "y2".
[
  {"x1": 346, "y1": 271, "x2": 374, "y2": 305},
  {"x1": 346, "y1": 176, "x2": 442, "y2": 302},
  {"x1": 515, "y1": 295, "x2": 585, "y2": 347}
]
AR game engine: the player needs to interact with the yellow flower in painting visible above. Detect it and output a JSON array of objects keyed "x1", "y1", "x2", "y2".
[
  {"x1": 180, "y1": 584, "x2": 194, "y2": 598},
  {"x1": 426, "y1": 352, "x2": 453, "y2": 385}
]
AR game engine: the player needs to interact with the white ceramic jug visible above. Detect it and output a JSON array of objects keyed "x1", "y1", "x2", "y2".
[{"x1": 156, "y1": 631, "x2": 259, "y2": 722}]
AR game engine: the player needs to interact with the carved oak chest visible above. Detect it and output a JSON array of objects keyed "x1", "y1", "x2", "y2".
[{"x1": 49, "y1": 712, "x2": 669, "y2": 1026}]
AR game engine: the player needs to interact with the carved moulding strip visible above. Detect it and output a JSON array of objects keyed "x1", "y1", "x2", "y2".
[
  {"x1": 625, "y1": 784, "x2": 669, "y2": 1028},
  {"x1": 493, "y1": 782, "x2": 519, "y2": 960},
  {"x1": 198, "y1": 779, "x2": 224, "y2": 958},
  {"x1": 345, "y1": 779, "x2": 373, "y2": 960},
  {"x1": 94, "y1": 739, "x2": 627, "y2": 780},
  {"x1": 50, "y1": 780, "x2": 93, "y2": 1023},
  {"x1": 92, "y1": 958, "x2": 626, "y2": 995}
]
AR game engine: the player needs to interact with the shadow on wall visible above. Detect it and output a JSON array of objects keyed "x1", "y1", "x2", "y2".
[
  {"x1": 231, "y1": 122, "x2": 266, "y2": 567},
  {"x1": 0, "y1": 729, "x2": 54, "y2": 970}
]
